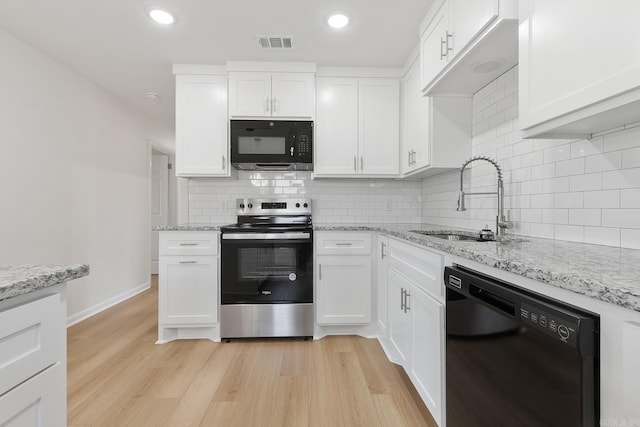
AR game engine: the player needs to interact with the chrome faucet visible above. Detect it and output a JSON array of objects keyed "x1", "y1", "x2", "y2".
[{"x1": 457, "y1": 156, "x2": 512, "y2": 237}]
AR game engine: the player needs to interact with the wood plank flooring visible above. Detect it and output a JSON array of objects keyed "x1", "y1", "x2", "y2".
[{"x1": 67, "y1": 276, "x2": 437, "y2": 426}]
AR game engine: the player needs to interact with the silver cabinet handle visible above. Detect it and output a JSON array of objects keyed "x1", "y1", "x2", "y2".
[
  {"x1": 381, "y1": 241, "x2": 386, "y2": 259},
  {"x1": 179, "y1": 243, "x2": 198, "y2": 246},
  {"x1": 408, "y1": 150, "x2": 412, "y2": 166},
  {"x1": 400, "y1": 288, "x2": 406, "y2": 311},
  {"x1": 411, "y1": 150, "x2": 416, "y2": 166},
  {"x1": 360, "y1": 156, "x2": 364, "y2": 170},
  {"x1": 440, "y1": 37, "x2": 447, "y2": 60},
  {"x1": 319, "y1": 264, "x2": 322, "y2": 280},
  {"x1": 222, "y1": 155, "x2": 226, "y2": 170},
  {"x1": 445, "y1": 31, "x2": 453, "y2": 56},
  {"x1": 335, "y1": 242, "x2": 353, "y2": 246},
  {"x1": 404, "y1": 290, "x2": 411, "y2": 313},
  {"x1": 265, "y1": 96, "x2": 270, "y2": 113},
  {"x1": 272, "y1": 96, "x2": 276, "y2": 113},
  {"x1": 354, "y1": 156, "x2": 357, "y2": 171},
  {"x1": 179, "y1": 261, "x2": 197, "y2": 264}
]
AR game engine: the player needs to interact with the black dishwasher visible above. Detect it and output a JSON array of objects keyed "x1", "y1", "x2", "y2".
[{"x1": 444, "y1": 265, "x2": 599, "y2": 427}]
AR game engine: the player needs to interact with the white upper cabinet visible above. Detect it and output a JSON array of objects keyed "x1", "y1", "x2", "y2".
[
  {"x1": 420, "y1": 0, "x2": 518, "y2": 96},
  {"x1": 519, "y1": 0, "x2": 640, "y2": 138},
  {"x1": 401, "y1": 57, "x2": 472, "y2": 178},
  {"x1": 228, "y1": 72, "x2": 315, "y2": 118},
  {"x1": 359, "y1": 79, "x2": 400, "y2": 175},
  {"x1": 315, "y1": 78, "x2": 359, "y2": 175},
  {"x1": 315, "y1": 76, "x2": 400, "y2": 177},
  {"x1": 175, "y1": 72, "x2": 229, "y2": 177}
]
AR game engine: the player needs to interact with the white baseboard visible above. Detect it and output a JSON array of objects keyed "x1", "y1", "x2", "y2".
[{"x1": 66, "y1": 281, "x2": 150, "y2": 327}]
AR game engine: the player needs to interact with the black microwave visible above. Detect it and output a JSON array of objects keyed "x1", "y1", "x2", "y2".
[{"x1": 230, "y1": 120, "x2": 313, "y2": 171}]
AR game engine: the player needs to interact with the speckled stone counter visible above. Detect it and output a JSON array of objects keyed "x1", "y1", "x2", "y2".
[
  {"x1": 315, "y1": 223, "x2": 640, "y2": 313},
  {"x1": 153, "y1": 224, "x2": 226, "y2": 231},
  {"x1": 0, "y1": 264, "x2": 90, "y2": 301}
]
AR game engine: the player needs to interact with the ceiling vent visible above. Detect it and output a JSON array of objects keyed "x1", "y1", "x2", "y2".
[{"x1": 255, "y1": 35, "x2": 294, "y2": 49}]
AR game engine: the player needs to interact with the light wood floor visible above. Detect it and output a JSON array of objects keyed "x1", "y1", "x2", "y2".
[{"x1": 67, "y1": 276, "x2": 436, "y2": 426}]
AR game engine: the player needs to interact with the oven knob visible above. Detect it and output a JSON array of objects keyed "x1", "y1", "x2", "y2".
[
  {"x1": 303, "y1": 203, "x2": 308, "y2": 208},
  {"x1": 248, "y1": 203, "x2": 253, "y2": 208},
  {"x1": 296, "y1": 203, "x2": 300, "y2": 208},
  {"x1": 239, "y1": 203, "x2": 245, "y2": 209}
]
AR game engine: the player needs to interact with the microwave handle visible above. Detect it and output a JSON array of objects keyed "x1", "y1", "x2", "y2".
[{"x1": 290, "y1": 146, "x2": 294, "y2": 157}]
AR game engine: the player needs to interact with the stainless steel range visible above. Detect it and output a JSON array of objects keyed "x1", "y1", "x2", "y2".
[{"x1": 220, "y1": 198, "x2": 313, "y2": 339}]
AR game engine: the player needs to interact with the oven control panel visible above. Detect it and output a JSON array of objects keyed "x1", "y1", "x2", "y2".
[
  {"x1": 520, "y1": 302, "x2": 579, "y2": 347},
  {"x1": 236, "y1": 198, "x2": 311, "y2": 215}
]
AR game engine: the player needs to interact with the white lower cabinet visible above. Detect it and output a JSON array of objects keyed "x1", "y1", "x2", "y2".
[
  {"x1": 315, "y1": 231, "x2": 372, "y2": 325},
  {"x1": 0, "y1": 289, "x2": 66, "y2": 427},
  {"x1": 377, "y1": 235, "x2": 389, "y2": 337},
  {"x1": 158, "y1": 231, "x2": 220, "y2": 342},
  {"x1": 385, "y1": 236, "x2": 444, "y2": 426}
]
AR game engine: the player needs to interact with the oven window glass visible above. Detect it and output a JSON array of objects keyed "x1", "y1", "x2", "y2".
[
  {"x1": 238, "y1": 247, "x2": 296, "y2": 280},
  {"x1": 237, "y1": 136, "x2": 286, "y2": 155},
  {"x1": 221, "y1": 240, "x2": 313, "y2": 305}
]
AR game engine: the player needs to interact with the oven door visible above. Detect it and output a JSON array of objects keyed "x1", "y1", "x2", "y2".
[{"x1": 221, "y1": 232, "x2": 313, "y2": 305}]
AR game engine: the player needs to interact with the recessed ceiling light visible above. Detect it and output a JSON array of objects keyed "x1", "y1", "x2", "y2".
[
  {"x1": 148, "y1": 8, "x2": 175, "y2": 25},
  {"x1": 328, "y1": 13, "x2": 349, "y2": 29}
]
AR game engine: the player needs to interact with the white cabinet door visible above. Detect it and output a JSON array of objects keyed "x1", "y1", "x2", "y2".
[
  {"x1": 388, "y1": 268, "x2": 412, "y2": 365},
  {"x1": 359, "y1": 79, "x2": 400, "y2": 175},
  {"x1": 401, "y1": 59, "x2": 431, "y2": 175},
  {"x1": 0, "y1": 362, "x2": 65, "y2": 427},
  {"x1": 410, "y1": 285, "x2": 444, "y2": 427},
  {"x1": 271, "y1": 73, "x2": 315, "y2": 118},
  {"x1": 175, "y1": 74, "x2": 229, "y2": 176},
  {"x1": 451, "y1": 0, "x2": 498, "y2": 53},
  {"x1": 315, "y1": 78, "x2": 359, "y2": 175},
  {"x1": 420, "y1": 3, "x2": 450, "y2": 92},
  {"x1": 316, "y1": 255, "x2": 372, "y2": 325},
  {"x1": 228, "y1": 72, "x2": 271, "y2": 117},
  {"x1": 159, "y1": 256, "x2": 218, "y2": 325},
  {"x1": 377, "y1": 236, "x2": 390, "y2": 337},
  {"x1": 520, "y1": 0, "x2": 640, "y2": 135}
]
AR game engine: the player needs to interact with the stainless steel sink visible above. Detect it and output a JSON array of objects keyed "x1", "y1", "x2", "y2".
[{"x1": 409, "y1": 230, "x2": 489, "y2": 242}]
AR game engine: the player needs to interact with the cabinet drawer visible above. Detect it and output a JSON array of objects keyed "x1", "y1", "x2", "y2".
[
  {"x1": 315, "y1": 232, "x2": 372, "y2": 255},
  {"x1": 0, "y1": 362, "x2": 65, "y2": 426},
  {"x1": 159, "y1": 232, "x2": 219, "y2": 256},
  {"x1": 0, "y1": 293, "x2": 64, "y2": 397},
  {"x1": 389, "y1": 238, "x2": 443, "y2": 300}
]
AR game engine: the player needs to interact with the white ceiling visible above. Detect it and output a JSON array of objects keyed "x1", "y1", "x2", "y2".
[{"x1": 0, "y1": 0, "x2": 433, "y2": 145}]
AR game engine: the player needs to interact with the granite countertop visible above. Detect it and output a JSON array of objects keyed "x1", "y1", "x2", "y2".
[
  {"x1": 315, "y1": 223, "x2": 640, "y2": 313},
  {"x1": 153, "y1": 224, "x2": 226, "y2": 231},
  {"x1": 0, "y1": 264, "x2": 90, "y2": 302}
]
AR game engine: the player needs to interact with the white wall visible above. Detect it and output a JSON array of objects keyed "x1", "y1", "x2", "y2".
[
  {"x1": 421, "y1": 66, "x2": 640, "y2": 249},
  {"x1": 0, "y1": 28, "x2": 152, "y2": 321},
  {"x1": 188, "y1": 172, "x2": 422, "y2": 224}
]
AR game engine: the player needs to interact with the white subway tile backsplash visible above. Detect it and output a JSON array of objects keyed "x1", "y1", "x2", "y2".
[
  {"x1": 554, "y1": 225, "x2": 584, "y2": 243},
  {"x1": 584, "y1": 151, "x2": 622, "y2": 173},
  {"x1": 569, "y1": 173, "x2": 602, "y2": 192},
  {"x1": 621, "y1": 228, "x2": 640, "y2": 249},
  {"x1": 571, "y1": 138, "x2": 604, "y2": 158},
  {"x1": 622, "y1": 147, "x2": 640, "y2": 169},
  {"x1": 584, "y1": 227, "x2": 620, "y2": 247},
  {"x1": 583, "y1": 190, "x2": 620, "y2": 208},
  {"x1": 602, "y1": 209, "x2": 640, "y2": 229},
  {"x1": 621, "y1": 189, "x2": 640, "y2": 208},
  {"x1": 602, "y1": 168, "x2": 640, "y2": 189},
  {"x1": 569, "y1": 209, "x2": 601, "y2": 226},
  {"x1": 420, "y1": 66, "x2": 640, "y2": 247},
  {"x1": 555, "y1": 158, "x2": 585, "y2": 176}
]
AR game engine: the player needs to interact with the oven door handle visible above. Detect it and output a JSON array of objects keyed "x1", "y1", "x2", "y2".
[{"x1": 222, "y1": 232, "x2": 311, "y2": 240}]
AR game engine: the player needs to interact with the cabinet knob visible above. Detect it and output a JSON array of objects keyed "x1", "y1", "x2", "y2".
[{"x1": 248, "y1": 203, "x2": 253, "y2": 208}]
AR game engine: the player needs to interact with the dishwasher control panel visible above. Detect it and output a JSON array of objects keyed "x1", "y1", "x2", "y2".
[{"x1": 520, "y1": 302, "x2": 578, "y2": 346}]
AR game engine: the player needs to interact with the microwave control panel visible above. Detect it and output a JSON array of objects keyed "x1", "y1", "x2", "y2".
[{"x1": 296, "y1": 133, "x2": 311, "y2": 156}]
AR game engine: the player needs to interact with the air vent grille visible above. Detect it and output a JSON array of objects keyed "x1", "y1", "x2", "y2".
[{"x1": 255, "y1": 35, "x2": 294, "y2": 49}]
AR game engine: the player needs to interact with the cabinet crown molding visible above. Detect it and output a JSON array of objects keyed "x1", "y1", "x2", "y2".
[
  {"x1": 226, "y1": 61, "x2": 316, "y2": 73},
  {"x1": 172, "y1": 64, "x2": 227, "y2": 75}
]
